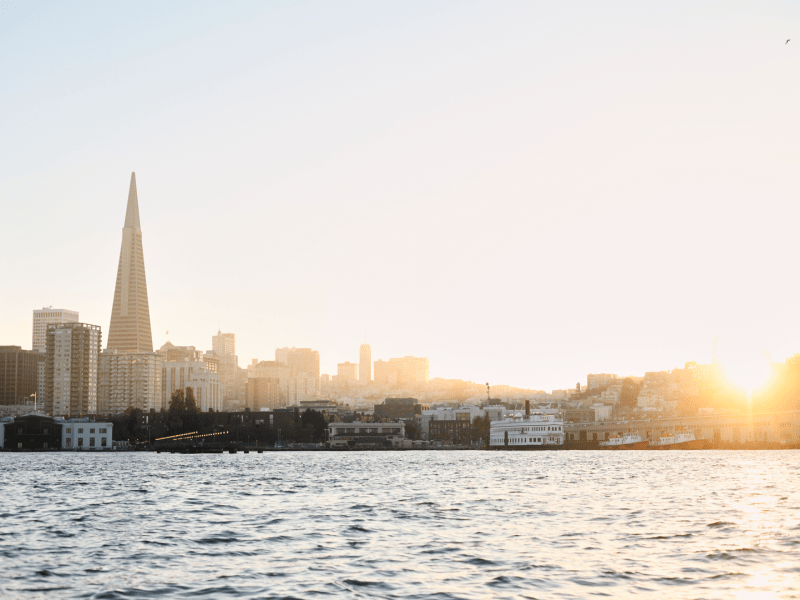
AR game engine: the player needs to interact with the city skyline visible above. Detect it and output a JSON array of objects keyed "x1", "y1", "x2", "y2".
[{"x1": 2, "y1": 2, "x2": 800, "y2": 390}]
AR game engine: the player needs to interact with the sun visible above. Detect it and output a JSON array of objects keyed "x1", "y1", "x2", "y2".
[{"x1": 715, "y1": 335, "x2": 772, "y2": 395}]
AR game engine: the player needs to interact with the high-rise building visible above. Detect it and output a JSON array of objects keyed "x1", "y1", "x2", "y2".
[
  {"x1": 162, "y1": 360, "x2": 222, "y2": 412},
  {"x1": 32, "y1": 308, "x2": 79, "y2": 405},
  {"x1": 99, "y1": 173, "x2": 161, "y2": 414},
  {"x1": 359, "y1": 343, "x2": 372, "y2": 383},
  {"x1": 213, "y1": 331, "x2": 239, "y2": 407},
  {"x1": 45, "y1": 323, "x2": 102, "y2": 417},
  {"x1": 107, "y1": 172, "x2": 153, "y2": 353},
  {"x1": 335, "y1": 362, "x2": 358, "y2": 385},
  {"x1": 0, "y1": 346, "x2": 42, "y2": 406},
  {"x1": 33, "y1": 308, "x2": 79, "y2": 352},
  {"x1": 98, "y1": 350, "x2": 162, "y2": 414},
  {"x1": 275, "y1": 347, "x2": 320, "y2": 394}
]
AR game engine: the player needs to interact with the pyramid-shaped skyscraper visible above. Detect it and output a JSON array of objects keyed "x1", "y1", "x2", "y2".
[{"x1": 107, "y1": 172, "x2": 153, "y2": 353}]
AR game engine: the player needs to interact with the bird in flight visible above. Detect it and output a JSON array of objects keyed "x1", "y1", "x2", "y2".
[{"x1": 787, "y1": 39, "x2": 791, "y2": 45}]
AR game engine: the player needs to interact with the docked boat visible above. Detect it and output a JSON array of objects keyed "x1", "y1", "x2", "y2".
[
  {"x1": 648, "y1": 428, "x2": 707, "y2": 450},
  {"x1": 600, "y1": 431, "x2": 648, "y2": 450},
  {"x1": 489, "y1": 401, "x2": 565, "y2": 449}
]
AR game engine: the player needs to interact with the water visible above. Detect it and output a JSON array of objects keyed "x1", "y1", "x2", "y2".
[{"x1": 1, "y1": 451, "x2": 799, "y2": 599}]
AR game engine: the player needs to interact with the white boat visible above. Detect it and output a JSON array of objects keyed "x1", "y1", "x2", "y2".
[
  {"x1": 600, "y1": 431, "x2": 648, "y2": 450},
  {"x1": 648, "y1": 428, "x2": 706, "y2": 450},
  {"x1": 489, "y1": 402, "x2": 565, "y2": 449}
]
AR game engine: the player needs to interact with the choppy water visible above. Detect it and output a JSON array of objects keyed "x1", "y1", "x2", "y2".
[{"x1": 1, "y1": 451, "x2": 799, "y2": 599}]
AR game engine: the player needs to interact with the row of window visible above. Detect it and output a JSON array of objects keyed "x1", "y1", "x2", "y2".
[
  {"x1": 64, "y1": 437, "x2": 107, "y2": 447},
  {"x1": 64, "y1": 428, "x2": 107, "y2": 434}
]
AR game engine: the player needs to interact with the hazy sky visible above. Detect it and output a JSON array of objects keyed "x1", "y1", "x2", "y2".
[{"x1": 1, "y1": 1, "x2": 799, "y2": 391}]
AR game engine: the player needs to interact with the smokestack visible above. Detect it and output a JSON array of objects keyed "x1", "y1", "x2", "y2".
[{"x1": 525, "y1": 400, "x2": 530, "y2": 417}]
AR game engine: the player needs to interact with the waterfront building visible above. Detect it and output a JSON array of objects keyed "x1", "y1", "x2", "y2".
[
  {"x1": 162, "y1": 360, "x2": 222, "y2": 412},
  {"x1": 45, "y1": 323, "x2": 101, "y2": 417},
  {"x1": 564, "y1": 410, "x2": 800, "y2": 446},
  {"x1": 359, "y1": 343, "x2": 371, "y2": 383},
  {"x1": 419, "y1": 404, "x2": 492, "y2": 441},
  {"x1": 1, "y1": 413, "x2": 63, "y2": 450},
  {"x1": 328, "y1": 421, "x2": 406, "y2": 449},
  {"x1": 489, "y1": 404, "x2": 566, "y2": 447},
  {"x1": 107, "y1": 172, "x2": 153, "y2": 354},
  {"x1": 62, "y1": 418, "x2": 113, "y2": 449},
  {"x1": 98, "y1": 350, "x2": 162, "y2": 414},
  {"x1": 0, "y1": 346, "x2": 41, "y2": 406}
]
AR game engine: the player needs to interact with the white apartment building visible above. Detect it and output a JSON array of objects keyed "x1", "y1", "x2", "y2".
[
  {"x1": 32, "y1": 308, "x2": 79, "y2": 404},
  {"x1": 61, "y1": 419, "x2": 113, "y2": 450},
  {"x1": 162, "y1": 360, "x2": 222, "y2": 412},
  {"x1": 98, "y1": 350, "x2": 163, "y2": 414},
  {"x1": 45, "y1": 323, "x2": 101, "y2": 417}
]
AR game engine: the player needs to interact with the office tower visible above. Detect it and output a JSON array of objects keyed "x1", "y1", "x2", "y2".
[
  {"x1": 374, "y1": 359, "x2": 389, "y2": 385},
  {"x1": 162, "y1": 359, "x2": 222, "y2": 412},
  {"x1": 359, "y1": 343, "x2": 371, "y2": 383},
  {"x1": 0, "y1": 346, "x2": 42, "y2": 406},
  {"x1": 32, "y1": 308, "x2": 79, "y2": 352},
  {"x1": 98, "y1": 350, "x2": 162, "y2": 414},
  {"x1": 246, "y1": 361, "x2": 291, "y2": 410},
  {"x1": 45, "y1": 323, "x2": 102, "y2": 417},
  {"x1": 107, "y1": 172, "x2": 153, "y2": 353},
  {"x1": 335, "y1": 362, "x2": 358, "y2": 385},
  {"x1": 212, "y1": 331, "x2": 235, "y2": 357},
  {"x1": 213, "y1": 331, "x2": 239, "y2": 407},
  {"x1": 275, "y1": 347, "x2": 320, "y2": 395},
  {"x1": 98, "y1": 173, "x2": 161, "y2": 414},
  {"x1": 32, "y1": 308, "x2": 79, "y2": 405}
]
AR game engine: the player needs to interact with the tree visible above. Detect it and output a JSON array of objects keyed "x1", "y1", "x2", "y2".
[
  {"x1": 169, "y1": 389, "x2": 186, "y2": 416},
  {"x1": 184, "y1": 387, "x2": 200, "y2": 414},
  {"x1": 300, "y1": 409, "x2": 327, "y2": 443},
  {"x1": 472, "y1": 415, "x2": 491, "y2": 446},
  {"x1": 405, "y1": 421, "x2": 421, "y2": 440}
]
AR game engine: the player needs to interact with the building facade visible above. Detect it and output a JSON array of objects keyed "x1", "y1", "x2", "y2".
[
  {"x1": 374, "y1": 356, "x2": 430, "y2": 386},
  {"x1": 45, "y1": 323, "x2": 102, "y2": 417},
  {"x1": 212, "y1": 331, "x2": 239, "y2": 407},
  {"x1": 162, "y1": 360, "x2": 222, "y2": 412},
  {"x1": 359, "y1": 343, "x2": 371, "y2": 383},
  {"x1": 32, "y1": 307, "x2": 79, "y2": 405},
  {"x1": 62, "y1": 419, "x2": 113, "y2": 449},
  {"x1": 98, "y1": 350, "x2": 163, "y2": 414},
  {"x1": 276, "y1": 347, "x2": 320, "y2": 395},
  {"x1": 0, "y1": 346, "x2": 41, "y2": 406},
  {"x1": 107, "y1": 172, "x2": 153, "y2": 354},
  {"x1": 335, "y1": 362, "x2": 358, "y2": 385},
  {"x1": 328, "y1": 421, "x2": 406, "y2": 449}
]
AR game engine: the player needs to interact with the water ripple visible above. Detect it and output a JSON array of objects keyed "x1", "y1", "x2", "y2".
[{"x1": 1, "y1": 451, "x2": 799, "y2": 599}]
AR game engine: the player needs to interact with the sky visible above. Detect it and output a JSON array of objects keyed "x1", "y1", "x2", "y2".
[{"x1": 1, "y1": 1, "x2": 799, "y2": 391}]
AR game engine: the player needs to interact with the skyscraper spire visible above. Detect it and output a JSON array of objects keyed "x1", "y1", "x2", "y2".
[
  {"x1": 107, "y1": 172, "x2": 153, "y2": 353},
  {"x1": 124, "y1": 172, "x2": 141, "y2": 229}
]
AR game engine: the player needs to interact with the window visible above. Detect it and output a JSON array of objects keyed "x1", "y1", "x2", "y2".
[
  {"x1": 78, "y1": 438, "x2": 84, "y2": 446},
  {"x1": 101, "y1": 438, "x2": 107, "y2": 447},
  {"x1": 65, "y1": 439, "x2": 72, "y2": 448},
  {"x1": 90, "y1": 438, "x2": 95, "y2": 447},
  {"x1": 78, "y1": 428, "x2": 83, "y2": 434},
  {"x1": 90, "y1": 428, "x2": 95, "y2": 434},
  {"x1": 18, "y1": 442, "x2": 22, "y2": 449},
  {"x1": 66, "y1": 428, "x2": 72, "y2": 433}
]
